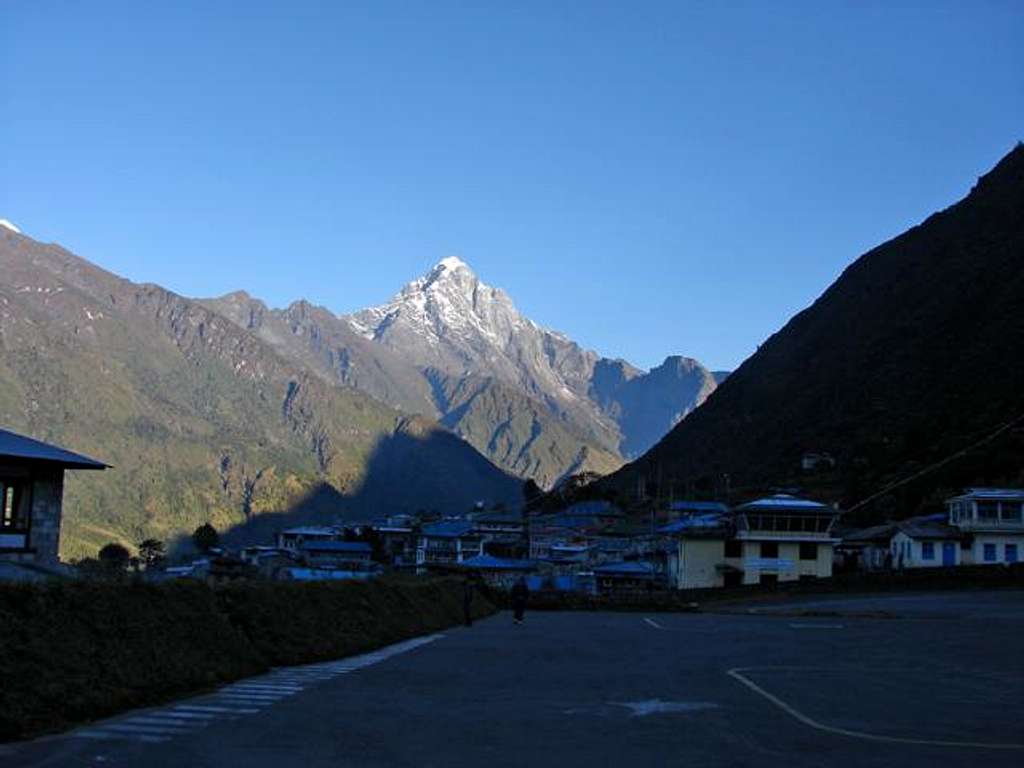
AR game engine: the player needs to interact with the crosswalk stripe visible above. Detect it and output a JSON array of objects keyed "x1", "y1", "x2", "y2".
[
  {"x1": 75, "y1": 729, "x2": 168, "y2": 743},
  {"x1": 65, "y1": 633, "x2": 446, "y2": 746},
  {"x1": 104, "y1": 723, "x2": 188, "y2": 736},
  {"x1": 173, "y1": 705, "x2": 259, "y2": 715}
]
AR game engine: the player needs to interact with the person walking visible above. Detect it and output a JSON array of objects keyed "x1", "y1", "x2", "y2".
[{"x1": 511, "y1": 576, "x2": 529, "y2": 625}]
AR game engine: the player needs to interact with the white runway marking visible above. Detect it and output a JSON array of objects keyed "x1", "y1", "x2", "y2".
[
  {"x1": 67, "y1": 633, "x2": 445, "y2": 745},
  {"x1": 612, "y1": 699, "x2": 718, "y2": 716},
  {"x1": 173, "y1": 705, "x2": 259, "y2": 715},
  {"x1": 728, "y1": 667, "x2": 1024, "y2": 750},
  {"x1": 643, "y1": 617, "x2": 665, "y2": 630}
]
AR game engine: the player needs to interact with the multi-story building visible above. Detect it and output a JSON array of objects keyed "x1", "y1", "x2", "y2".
[
  {"x1": 416, "y1": 520, "x2": 483, "y2": 568},
  {"x1": 664, "y1": 494, "x2": 840, "y2": 589},
  {"x1": 946, "y1": 488, "x2": 1024, "y2": 565}
]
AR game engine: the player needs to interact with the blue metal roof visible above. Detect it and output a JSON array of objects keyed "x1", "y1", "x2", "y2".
[
  {"x1": 421, "y1": 520, "x2": 475, "y2": 538},
  {"x1": 669, "y1": 501, "x2": 729, "y2": 513},
  {"x1": 949, "y1": 488, "x2": 1024, "y2": 501},
  {"x1": 736, "y1": 494, "x2": 831, "y2": 512},
  {"x1": 593, "y1": 561, "x2": 656, "y2": 577},
  {"x1": 461, "y1": 555, "x2": 537, "y2": 571},
  {"x1": 659, "y1": 513, "x2": 728, "y2": 534},
  {"x1": 301, "y1": 541, "x2": 372, "y2": 553},
  {"x1": 0, "y1": 428, "x2": 107, "y2": 469}
]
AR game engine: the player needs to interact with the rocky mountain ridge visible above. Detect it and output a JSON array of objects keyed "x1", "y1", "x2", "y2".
[
  {"x1": 0, "y1": 231, "x2": 522, "y2": 558},
  {"x1": 208, "y1": 256, "x2": 725, "y2": 486}
]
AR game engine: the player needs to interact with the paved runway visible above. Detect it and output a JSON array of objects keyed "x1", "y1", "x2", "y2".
[{"x1": 5, "y1": 591, "x2": 1023, "y2": 767}]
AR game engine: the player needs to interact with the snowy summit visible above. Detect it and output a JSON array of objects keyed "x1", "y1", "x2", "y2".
[{"x1": 0, "y1": 219, "x2": 22, "y2": 234}]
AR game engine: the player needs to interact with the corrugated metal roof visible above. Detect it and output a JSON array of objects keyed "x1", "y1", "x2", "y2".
[
  {"x1": 593, "y1": 561, "x2": 656, "y2": 576},
  {"x1": 421, "y1": 520, "x2": 475, "y2": 538},
  {"x1": 461, "y1": 555, "x2": 537, "y2": 571},
  {"x1": 300, "y1": 541, "x2": 372, "y2": 553},
  {"x1": 842, "y1": 523, "x2": 898, "y2": 543},
  {"x1": 736, "y1": 494, "x2": 831, "y2": 512},
  {"x1": 669, "y1": 501, "x2": 729, "y2": 513},
  {"x1": 896, "y1": 517, "x2": 960, "y2": 540},
  {"x1": 0, "y1": 428, "x2": 107, "y2": 469},
  {"x1": 281, "y1": 526, "x2": 340, "y2": 536},
  {"x1": 659, "y1": 513, "x2": 729, "y2": 534},
  {"x1": 949, "y1": 488, "x2": 1024, "y2": 501}
]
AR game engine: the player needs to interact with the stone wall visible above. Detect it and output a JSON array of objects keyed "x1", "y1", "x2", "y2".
[{"x1": 0, "y1": 462, "x2": 64, "y2": 565}]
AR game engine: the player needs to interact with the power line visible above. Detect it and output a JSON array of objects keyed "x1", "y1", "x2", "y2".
[{"x1": 843, "y1": 411, "x2": 1024, "y2": 517}]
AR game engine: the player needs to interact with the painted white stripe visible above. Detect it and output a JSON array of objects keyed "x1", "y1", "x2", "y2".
[
  {"x1": 214, "y1": 696, "x2": 279, "y2": 704},
  {"x1": 75, "y1": 729, "x2": 168, "y2": 743},
  {"x1": 226, "y1": 685, "x2": 302, "y2": 693},
  {"x1": 160, "y1": 710, "x2": 218, "y2": 720},
  {"x1": 643, "y1": 617, "x2": 665, "y2": 630},
  {"x1": 103, "y1": 723, "x2": 189, "y2": 736},
  {"x1": 728, "y1": 668, "x2": 1024, "y2": 750},
  {"x1": 120, "y1": 716, "x2": 195, "y2": 728},
  {"x1": 173, "y1": 705, "x2": 259, "y2": 715}
]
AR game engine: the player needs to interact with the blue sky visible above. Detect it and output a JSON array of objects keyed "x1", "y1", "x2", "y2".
[{"x1": 2, "y1": 1, "x2": 1021, "y2": 371}]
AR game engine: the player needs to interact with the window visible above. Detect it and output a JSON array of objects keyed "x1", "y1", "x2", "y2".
[
  {"x1": 1006, "y1": 544, "x2": 1018, "y2": 564},
  {"x1": 759, "y1": 573, "x2": 778, "y2": 586},
  {"x1": 799, "y1": 542, "x2": 817, "y2": 561},
  {"x1": 0, "y1": 480, "x2": 28, "y2": 530},
  {"x1": 1000, "y1": 502, "x2": 1021, "y2": 522},
  {"x1": 983, "y1": 543, "x2": 997, "y2": 562},
  {"x1": 978, "y1": 502, "x2": 999, "y2": 521},
  {"x1": 760, "y1": 541, "x2": 779, "y2": 558},
  {"x1": 922, "y1": 542, "x2": 935, "y2": 560},
  {"x1": 724, "y1": 539, "x2": 742, "y2": 558}
]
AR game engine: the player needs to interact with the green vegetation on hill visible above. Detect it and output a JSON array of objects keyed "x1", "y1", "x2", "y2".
[{"x1": 0, "y1": 234, "x2": 521, "y2": 558}]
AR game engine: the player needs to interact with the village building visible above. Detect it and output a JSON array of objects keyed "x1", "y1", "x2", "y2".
[
  {"x1": 416, "y1": 520, "x2": 483, "y2": 569},
  {"x1": 663, "y1": 494, "x2": 840, "y2": 589},
  {"x1": 947, "y1": 488, "x2": 1024, "y2": 565},
  {"x1": 593, "y1": 561, "x2": 657, "y2": 598},
  {"x1": 276, "y1": 526, "x2": 343, "y2": 552},
  {"x1": 374, "y1": 523, "x2": 416, "y2": 568},
  {"x1": 299, "y1": 540, "x2": 374, "y2": 569},
  {"x1": 888, "y1": 516, "x2": 962, "y2": 569},
  {"x1": 732, "y1": 494, "x2": 839, "y2": 584},
  {"x1": 460, "y1": 554, "x2": 537, "y2": 589},
  {"x1": 841, "y1": 488, "x2": 1024, "y2": 571},
  {"x1": 470, "y1": 509, "x2": 526, "y2": 558},
  {"x1": 665, "y1": 500, "x2": 729, "y2": 522},
  {"x1": 0, "y1": 428, "x2": 106, "y2": 571}
]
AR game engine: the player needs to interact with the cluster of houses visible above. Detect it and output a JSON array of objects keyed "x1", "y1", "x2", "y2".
[{"x1": 2, "y1": 427, "x2": 1023, "y2": 594}]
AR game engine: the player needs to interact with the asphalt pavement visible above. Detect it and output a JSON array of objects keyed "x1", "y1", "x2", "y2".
[{"x1": 4, "y1": 590, "x2": 1023, "y2": 768}]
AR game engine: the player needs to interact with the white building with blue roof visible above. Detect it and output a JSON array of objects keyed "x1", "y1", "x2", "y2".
[
  {"x1": 663, "y1": 494, "x2": 840, "y2": 589},
  {"x1": 946, "y1": 488, "x2": 1024, "y2": 566}
]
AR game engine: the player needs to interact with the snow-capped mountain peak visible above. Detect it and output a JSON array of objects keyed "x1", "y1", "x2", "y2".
[
  {"x1": 0, "y1": 219, "x2": 22, "y2": 235},
  {"x1": 348, "y1": 257, "x2": 524, "y2": 348}
]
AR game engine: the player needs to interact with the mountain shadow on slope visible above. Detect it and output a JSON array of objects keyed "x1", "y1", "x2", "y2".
[{"x1": 175, "y1": 425, "x2": 523, "y2": 553}]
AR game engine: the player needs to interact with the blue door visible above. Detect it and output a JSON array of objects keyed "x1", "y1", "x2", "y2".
[{"x1": 942, "y1": 542, "x2": 956, "y2": 566}]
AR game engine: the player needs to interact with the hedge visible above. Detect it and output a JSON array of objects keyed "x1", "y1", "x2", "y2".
[{"x1": 0, "y1": 577, "x2": 494, "y2": 742}]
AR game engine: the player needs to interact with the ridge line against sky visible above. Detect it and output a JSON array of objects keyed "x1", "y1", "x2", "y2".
[{"x1": 1, "y1": 1, "x2": 1022, "y2": 371}]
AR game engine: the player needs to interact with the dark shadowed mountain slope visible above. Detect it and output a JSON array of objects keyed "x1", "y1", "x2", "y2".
[
  {"x1": 0, "y1": 231, "x2": 521, "y2": 558},
  {"x1": 600, "y1": 144, "x2": 1024, "y2": 519}
]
